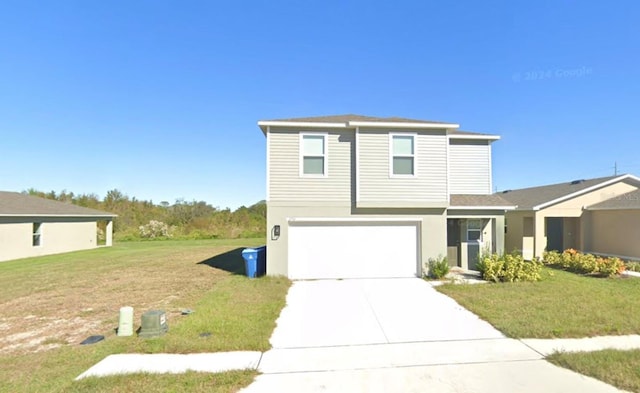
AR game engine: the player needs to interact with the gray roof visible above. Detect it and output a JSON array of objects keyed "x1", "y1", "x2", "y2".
[
  {"x1": 263, "y1": 114, "x2": 454, "y2": 124},
  {"x1": 450, "y1": 194, "x2": 515, "y2": 208},
  {"x1": 0, "y1": 191, "x2": 116, "y2": 217},
  {"x1": 259, "y1": 114, "x2": 498, "y2": 138},
  {"x1": 497, "y1": 175, "x2": 623, "y2": 210},
  {"x1": 588, "y1": 188, "x2": 640, "y2": 210}
]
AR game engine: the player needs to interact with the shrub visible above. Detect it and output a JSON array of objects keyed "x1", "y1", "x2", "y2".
[
  {"x1": 426, "y1": 256, "x2": 449, "y2": 279},
  {"x1": 139, "y1": 220, "x2": 172, "y2": 239},
  {"x1": 542, "y1": 249, "x2": 625, "y2": 277},
  {"x1": 477, "y1": 252, "x2": 543, "y2": 283},
  {"x1": 542, "y1": 250, "x2": 561, "y2": 265},
  {"x1": 597, "y1": 257, "x2": 625, "y2": 277},
  {"x1": 626, "y1": 261, "x2": 640, "y2": 272}
]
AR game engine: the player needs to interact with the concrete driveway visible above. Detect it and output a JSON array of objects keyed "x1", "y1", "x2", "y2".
[
  {"x1": 240, "y1": 278, "x2": 622, "y2": 393},
  {"x1": 269, "y1": 278, "x2": 503, "y2": 348}
]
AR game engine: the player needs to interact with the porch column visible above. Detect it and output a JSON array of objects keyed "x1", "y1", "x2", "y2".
[
  {"x1": 534, "y1": 213, "x2": 546, "y2": 258},
  {"x1": 106, "y1": 220, "x2": 113, "y2": 246},
  {"x1": 459, "y1": 220, "x2": 469, "y2": 270},
  {"x1": 580, "y1": 211, "x2": 591, "y2": 252},
  {"x1": 494, "y1": 216, "x2": 505, "y2": 255}
]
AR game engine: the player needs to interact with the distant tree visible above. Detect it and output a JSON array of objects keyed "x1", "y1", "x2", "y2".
[{"x1": 21, "y1": 187, "x2": 265, "y2": 240}]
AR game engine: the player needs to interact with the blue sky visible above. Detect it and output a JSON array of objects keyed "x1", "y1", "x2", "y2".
[{"x1": 1, "y1": 1, "x2": 638, "y2": 208}]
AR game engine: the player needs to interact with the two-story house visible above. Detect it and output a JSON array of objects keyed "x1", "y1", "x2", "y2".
[{"x1": 259, "y1": 114, "x2": 514, "y2": 279}]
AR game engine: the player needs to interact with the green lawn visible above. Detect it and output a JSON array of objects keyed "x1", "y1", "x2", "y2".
[
  {"x1": 548, "y1": 349, "x2": 640, "y2": 393},
  {"x1": 0, "y1": 239, "x2": 291, "y2": 393},
  {"x1": 437, "y1": 267, "x2": 640, "y2": 338}
]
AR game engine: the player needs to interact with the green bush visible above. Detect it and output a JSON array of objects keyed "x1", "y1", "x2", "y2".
[
  {"x1": 626, "y1": 261, "x2": 640, "y2": 272},
  {"x1": 477, "y1": 252, "x2": 543, "y2": 283},
  {"x1": 542, "y1": 250, "x2": 561, "y2": 265},
  {"x1": 542, "y1": 249, "x2": 625, "y2": 277},
  {"x1": 426, "y1": 256, "x2": 449, "y2": 279}
]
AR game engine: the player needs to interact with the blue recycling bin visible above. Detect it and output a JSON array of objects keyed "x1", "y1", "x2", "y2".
[{"x1": 242, "y1": 246, "x2": 266, "y2": 278}]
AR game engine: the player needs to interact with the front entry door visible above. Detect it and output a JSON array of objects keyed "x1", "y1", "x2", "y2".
[
  {"x1": 546, "y1": 217, "x2": 564, "y2": 252},
  {"x1": 467, "y1": 219, "x2": 483, "y2": 270},
  {"x1": 447, "y1": 219, "x2": 461, "y2": 267}
]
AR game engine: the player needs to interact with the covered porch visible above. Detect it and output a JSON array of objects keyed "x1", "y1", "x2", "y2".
[
  {"x1": 447, "y1": 194, "x2": 515, "y2": 271},
  {"x1": 446, "y1": 215, "x2": 505, "y2": 270}
]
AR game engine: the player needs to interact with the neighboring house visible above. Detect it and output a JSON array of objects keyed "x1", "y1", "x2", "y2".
[
  {"x1": 259, "y1": 114, "x2": 514, "y2": 279},
  {"x1": 499, "y1": 174, "x2": 640, "y2": 260},
  {"x1": 0, "y1": 191, "x2": 116, "y2": 262}
]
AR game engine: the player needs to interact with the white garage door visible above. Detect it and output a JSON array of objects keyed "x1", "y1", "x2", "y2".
[{"x1": 288, "y1": 221, "x2": 419, "y2": 279}]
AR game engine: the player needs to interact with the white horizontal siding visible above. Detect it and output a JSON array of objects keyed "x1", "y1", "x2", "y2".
[
  {"x1": 268, "y1": 129, "x2": 352, "y2": 202},
  {"x1": 358, "y1": 130, "x2": 448, "y2": 202},
  {"x1": 448, "y1": 140, "x2": 491, "y2": 194}
]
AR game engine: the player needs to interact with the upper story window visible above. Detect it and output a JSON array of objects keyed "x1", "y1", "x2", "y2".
[
  {"x1": 33, "y1": 223, "x2": 42, "y2": 247},
  {"x1": 390, "y1": 134, "x2": 415, "y2": 176},
  {"x1": 300, "y1": 133, "x2": 327, "y2": 176}
]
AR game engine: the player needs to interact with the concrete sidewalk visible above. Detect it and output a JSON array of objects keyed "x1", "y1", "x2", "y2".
[
  {"x1": 75, "y1": 351, "x2": 261, "y2": 380},
  {"x1": 76, "y1": 334, "x2": 640, "y2": 381},
  {"x1": 241, "y1": 359, "x2": 623, "y2": 393},
  {"x1": 523, "y1": 334, "x2": 640, "y2": 356}
]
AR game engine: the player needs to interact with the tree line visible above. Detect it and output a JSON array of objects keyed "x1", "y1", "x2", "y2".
[{"x1": 25, "y1": 189, "x2": 266, "y2": 241}]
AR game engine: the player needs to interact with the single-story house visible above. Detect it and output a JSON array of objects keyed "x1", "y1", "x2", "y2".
[
  {"x1": 499, "y1": 174, "x2": 640, "y2": 260},
  {"x1": 583, "y1": 188, "x2": 640, "y2": 260},
  {"x1": 0, "y1": 191, "x2": 116, "y2": 262}
]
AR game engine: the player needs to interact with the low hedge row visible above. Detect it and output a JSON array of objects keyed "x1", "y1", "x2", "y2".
[{"x1": 542, "y1": 249, "x2": 625, "y2": 277}]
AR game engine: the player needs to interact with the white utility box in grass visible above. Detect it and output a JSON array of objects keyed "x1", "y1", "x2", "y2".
[{"x1": 118, "y1": 306, "x2": 134, "y2": 336}]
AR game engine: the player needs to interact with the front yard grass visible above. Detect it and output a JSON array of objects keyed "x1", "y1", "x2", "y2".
[
  {"x1": 437, "y1": 267, "x2": 640, "y2": 338},
  {"x1": 0, "y1": 239, "x2": 291, "y2": 393},
  {"x1": 548, "y1": 349, "x2": 640, "y2": 393}
]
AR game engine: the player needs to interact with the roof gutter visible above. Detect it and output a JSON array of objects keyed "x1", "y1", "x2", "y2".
[
  {"x1": 0, "y1": 214, "x2": 117, "y2": 218},
  {"x1": 448, "y1": 134, "x2": 501, "y2": 141},
  {"x1": 448, "y1": 205, "x2": 517, "y2": 211}
]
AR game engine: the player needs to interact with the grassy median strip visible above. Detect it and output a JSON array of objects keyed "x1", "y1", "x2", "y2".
[
  {"x1": 548, "y1": 349, "x2": 640, "y2": 393},
  {"x1": 437, "y1": 267, "x2": 640, "y2": 338},
  {"x1": 0, "y1": 239, "x2": 291, "y2": 393}
]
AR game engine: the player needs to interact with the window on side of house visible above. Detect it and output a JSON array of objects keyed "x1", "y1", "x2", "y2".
[
  {"x1": 300, "y1": 133, "x2": 327, "y2": 176},
  {"x1": 391, "y1": 134, "x2": 415, "y2": 176},
  {"x1": 33, "y1": 223, "x2": 42, "y2": 247}
]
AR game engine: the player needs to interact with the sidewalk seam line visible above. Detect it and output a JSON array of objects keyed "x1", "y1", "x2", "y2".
[
  {"x1": 256, "y1": 351, "x2": 264, "y2": 370},
  {"x1": 518, "y1": 339, "x2": 547, "y2": 358}
]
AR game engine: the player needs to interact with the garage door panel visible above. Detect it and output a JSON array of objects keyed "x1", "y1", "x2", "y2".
[{"x1": 288, "y1": 222, "x2": 419, "y2": 279}]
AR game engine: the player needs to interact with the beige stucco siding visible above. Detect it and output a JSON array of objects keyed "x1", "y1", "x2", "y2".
[
  {"x1": 531, "y1": 181, "x2": 638, "y2": 257},
  {"x1": 587, "y1": 209, "x2": 640, "y2": 259},
  {"x1": 448, "y1": 139, "x2": 491, "y2": 194},
  {"x1": 504, "y1": 211, "x2": 536, "y2": 259},
  {"x1": 268, "y1": 128, "x2": 352, "y2": 202},
  {"x1": 357, "y1": 129, "x2": 447, "y2": 205},
  {"x1": 0, "y1": 218, "x2": 99, "y2": 262},
  {"x1": 266, "y1": 202, "x2": 447, "y2": 277}
]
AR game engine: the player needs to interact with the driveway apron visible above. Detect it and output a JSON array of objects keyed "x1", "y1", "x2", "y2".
[{"x1": 242, "y1": 278, "x2": 622, "y2": 393}]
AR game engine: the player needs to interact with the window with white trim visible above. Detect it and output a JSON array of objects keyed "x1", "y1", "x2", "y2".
[
  {"x1": 391, "y1": 134, "x2": 415, "y2": 175},
  {"x1": 301, "y1": 134, "x2": 327, "y2": 176},
  {"x1": 467, "y1": 219, "x2": 482, "y2": 241},
  {"x1": 33, "y1": 223, "x2": 42, "y2": 247}
]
